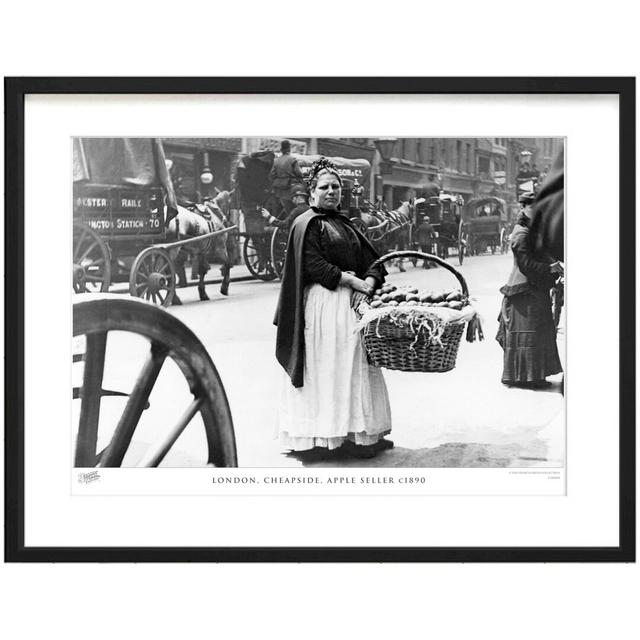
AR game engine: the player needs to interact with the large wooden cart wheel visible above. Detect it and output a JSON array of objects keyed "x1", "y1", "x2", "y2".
[
  {"x1": 243, "y1": 235, "x2": 277, "y2": 281},
  {"x1": 457, "y1": 220, "x2": 467, "y2": 266},
  {"x1": 270, "y1": 227, "x2": 289, "y2": 280},
  {"x1": 73, "y1": 221, "x2": 112, "y2": 293},
  {"x1": 129, "y1": 247, "x2": 176, "y2": 307},
  {"x1": 73, "y1": 296, "x2": 237, "y2": 467}
]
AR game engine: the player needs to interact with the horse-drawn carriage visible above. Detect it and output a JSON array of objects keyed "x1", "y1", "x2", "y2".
[
  {"x1": 235, "y1": 152, "x2": 373, "y2": 280},
  {"x1": 461, "y1": 196, "x2": 508, "y2": 257},
  {"x1": 73, "y1": 138, "x2": 235, "y2": 307},
  {"x1": 409, "y1": 193, "x2": 465, "y2": 265}
]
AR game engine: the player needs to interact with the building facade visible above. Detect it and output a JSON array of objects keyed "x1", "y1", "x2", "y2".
[
  {"x1": 162, "y1": 138, "x2": 243, "y2": 202},
  {"x1": 165, "y1": 136, "x2": 563, "y2": 210}
]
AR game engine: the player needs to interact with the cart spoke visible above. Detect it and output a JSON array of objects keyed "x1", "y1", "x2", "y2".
[
  {"x1": 99, "y1": 344, "x2": 168, "y2": 467},
  {"x1": 73, "y1": 228, "x2": 88, "y2": 260},
  {"x1": 78, "y1": 241, "x2": 99, "y2": 264},
  {"x1": 75, "y1": 331, "x2": 108, "y2": 466},
  {"x1": 137, "y1": 397, "x2": 204, "y2": 467},
  {"x1": 156, "y1": 290, "x2": 166, "y2": 304}
]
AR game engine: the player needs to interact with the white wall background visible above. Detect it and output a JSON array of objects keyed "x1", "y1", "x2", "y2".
[{"x1": 1, "y1": 2, "x2": 638, "y2": 640}]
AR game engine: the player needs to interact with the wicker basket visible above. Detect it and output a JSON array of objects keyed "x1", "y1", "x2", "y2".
[{"x1": 360, "y1": 250, "x2": 474, "y2": 373}]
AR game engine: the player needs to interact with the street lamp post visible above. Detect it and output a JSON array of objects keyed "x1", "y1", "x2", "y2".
[{"x1": 199, "y1": 150, "x2": 214, "y2": 199}]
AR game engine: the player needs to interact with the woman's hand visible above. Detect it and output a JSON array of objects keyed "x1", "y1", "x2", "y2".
[
  {"x1": 350, "y1": 290, "x2": 369, "y2": 310},
  {"x1": 341, "y1": 271, "x2": 374, "y2": 295}
]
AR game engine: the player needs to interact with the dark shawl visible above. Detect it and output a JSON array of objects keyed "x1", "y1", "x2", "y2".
[{"x1": 273, "y1": 207, "x2": 382, "y2": 388}]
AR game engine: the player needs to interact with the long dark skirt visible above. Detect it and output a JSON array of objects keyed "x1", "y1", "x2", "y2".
[{"x1": 496, "y1": 289, "x2": 563, "y2": 384}]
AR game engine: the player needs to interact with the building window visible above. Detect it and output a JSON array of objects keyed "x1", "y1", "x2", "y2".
[
  {"x1": 419, "y1": 139, "x2": 428, "y2": 164},
  {"x1": 478, "y1": 155, "x2": 490, "y2": 178},
  {"x1": 467, "y1": 143, "x2": 472, "y2": 173},
  {"x1": 456, "y1": 141, "x2": 462, "y2": 172}
]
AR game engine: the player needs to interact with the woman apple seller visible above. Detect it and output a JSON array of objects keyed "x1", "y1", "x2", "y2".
[
  {"x1": 273, "y1": 158, "x2": 393, "y2": 458},
  {"x1": 496, "y1": 190, "x2": 563, "y2": 388}
]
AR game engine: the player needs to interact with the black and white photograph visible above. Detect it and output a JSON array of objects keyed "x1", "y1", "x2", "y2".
[
  {"x1": 2, "y1": 4, "x2": 637, "y2": 639},
  {"x1": 72, "y1": 135, "x2": 566, "y2": 481},
  {"x1": 7, "y1": 78, "x2": 632, "y2": 560}
]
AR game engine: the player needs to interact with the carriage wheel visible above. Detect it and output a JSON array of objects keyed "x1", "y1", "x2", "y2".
[
  {"x1": 243, "y1": 235, "x2": 277, "y2": 281},
  {"x1": 551, "y1": 285, "x2": 564, "y2": 332},
  {"x1": 129, "y1": 247, "x2": 176, "y2": 307},
  {"x1": 73, "y1": 297, "x2": 237, "y2": 467},
  {"x1": 500, "y1": 228, "x2": 509, "y2": 254},
  {"x1": 270, "y1": 227, "x2": 289, "y2": 280},
  {"x1": 73, "y1": 221, "x2": 112, "y2": 293},
  {"x1": 457, "y1": 222, "x2": 467, "y2": 266}
]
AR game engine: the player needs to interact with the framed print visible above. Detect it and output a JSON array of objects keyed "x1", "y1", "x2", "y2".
[{"x1": 4, "y1": 77, "x2": 635, "y2": 562}]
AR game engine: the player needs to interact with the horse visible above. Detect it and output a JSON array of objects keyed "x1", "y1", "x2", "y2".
[
  {"x1": 166, "y1": 196, "x2": 235, "y2": 305},
  {"x1": 357, "y1": 201, "x2": 413, "y2": 270}
]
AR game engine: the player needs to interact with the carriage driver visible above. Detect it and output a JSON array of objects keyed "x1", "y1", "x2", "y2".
[
  {"x1": 262, "y1": 184, "x2": 309, "y2": 229},
  {"x1": 269, "y1": 140, "x2": 304, "y2": 216}
]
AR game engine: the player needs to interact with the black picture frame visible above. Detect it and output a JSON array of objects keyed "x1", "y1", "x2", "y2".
[{"x1": 4, "y1": 76, "x2": 635, "y2": 563}]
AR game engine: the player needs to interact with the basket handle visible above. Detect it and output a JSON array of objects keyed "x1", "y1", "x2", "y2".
[{"x1": 370, "y1": 250, "x2": 470, "y2": 297}]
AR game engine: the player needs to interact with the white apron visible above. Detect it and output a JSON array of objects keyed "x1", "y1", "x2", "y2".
[{"x1": 277, "y1": 283, "x2": 392, "y2": 451}]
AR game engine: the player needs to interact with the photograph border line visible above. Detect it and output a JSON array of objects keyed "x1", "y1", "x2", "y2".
[{"x1": 4, "y1": 76, "x2": 635, "y2": 562}]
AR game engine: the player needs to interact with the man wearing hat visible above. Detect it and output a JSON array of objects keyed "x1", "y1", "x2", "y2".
[
  {"x1": 262, "y1": 183, "x2": 309, "y2": 229},
  {"x1": 518, "y1": 190, "x2": 536, "y2": 214},
  {"x1": 269, "y1": 140, "x2": 304, "y2": 216}
]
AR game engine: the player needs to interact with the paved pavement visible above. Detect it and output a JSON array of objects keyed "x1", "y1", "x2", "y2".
[{"x1": 87, "y1": 252, "x2": 565, "y2": 468}]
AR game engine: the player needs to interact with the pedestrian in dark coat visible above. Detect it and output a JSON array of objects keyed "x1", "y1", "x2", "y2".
[{"x1": 496, "y1": 192, "x2": 563, "y2": 388}]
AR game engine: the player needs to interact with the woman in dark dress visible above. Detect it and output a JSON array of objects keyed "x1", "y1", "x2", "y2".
[
  {"x1": 496, "y1": 192, "x2": 564, "y2": 388},
  {"x1": 273, "y1": 159, "x2": 392, "y2": 457}
]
